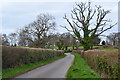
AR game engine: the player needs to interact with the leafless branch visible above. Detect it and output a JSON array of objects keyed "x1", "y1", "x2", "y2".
[{"x1": 60, "y1": 25, "x2": 73, "y2": 32}]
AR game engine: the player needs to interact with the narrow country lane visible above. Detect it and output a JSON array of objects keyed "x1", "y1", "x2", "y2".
[{"x1": 15, "y1": 53, "x2": 74, "y2": 78}]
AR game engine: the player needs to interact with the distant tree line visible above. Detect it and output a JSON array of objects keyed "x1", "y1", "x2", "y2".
[
  {"x1": 3, "y1": 31, "x2": 119, "y2": 49},
  {"x1": 106, "y1": 32, "x2": 120, "y2": 46},
  {"x1": 2, "y1": 32, "x2": 101, "y2": 50}
]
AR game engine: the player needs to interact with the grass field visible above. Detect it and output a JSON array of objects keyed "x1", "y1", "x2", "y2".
[
  {"x1": 51, "y1": 46, "x2": 101, "y2": 49},
  {"x1": 2, "y1": 54, "x2": 66, "y2": 78},
  {"x1": 66, "y1": 53, "x2": 100, "y2": 78},
  {"x1": 51, "y1": 46, "x2": 120, "y2": 50},
  {"x1": 51, "y1": 46, "x2": 85, "y2": 49}
]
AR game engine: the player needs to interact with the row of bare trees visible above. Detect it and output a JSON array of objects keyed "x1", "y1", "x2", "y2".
[
  {"x1": 2, "y1": 13, "x2": 55, "y2": 47},
  {"x1": 2, "y1": 33, "x2": 17, "y2": 46},
  {"x1": 106, "y1": 32, "x2": 120, "y2": 45},
  {"x1": 6, "y1": 25, "x2": 120, "y2": 49},
  {"x1": 2, "y1": 31, "x2": 101, "y2": 50}
]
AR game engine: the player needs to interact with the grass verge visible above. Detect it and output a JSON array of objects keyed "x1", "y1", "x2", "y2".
[
  {"x1": 66, "y1": 53, "x2": 100, "y2": 78},
  {"x1": 2, "y1": 54, "x2": 66, "y2": 78},
  {"x1": 0, "y1": 71, "x2": 2, "y2": 79}
]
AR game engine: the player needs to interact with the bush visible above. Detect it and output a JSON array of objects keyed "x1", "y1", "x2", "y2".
[
  {"x1": 83, "y1": 50, "x2": 119, "y2": 78},
  {"x1": 2, "y1": 46, "x2": 64, "y2": 69},
  {"x1": 72, "y1": 50, "x2": 84, "y2": 56},
  {"x1": 72, "y1": 50, "x2": 82, "y2": 54},
  {"x1": 72, "y1": 49, "x2": 119, "y2": 78},
  {"x1": 102, "y1": 45, "x2": 118, "y2": 49}
]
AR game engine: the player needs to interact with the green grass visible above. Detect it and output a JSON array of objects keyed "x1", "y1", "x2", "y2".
[
  {"x1": 51, "y1": 46, "x2": 83, "y2": 50},
  {"x1": 51, "y1": 46, "x2": 59, "y2": 49},
  {"x1": 2, "y1": 54, "x2": 66, "y2": 78},
  {"x1": 51, "y1": 46, "x2": 119, "y2": 51},
  {"x1": 99, "y1": 48, "x2": 119, "y2": 50},
  {"x1": 51, "y1": 46, "x2": 102, "y2": 50},
  {"x1": 79, "y1": 46, "x2": 101, "y2": 49},
  {"x1": 66, "y1": 53, "x2": 100, "y2": 78}
]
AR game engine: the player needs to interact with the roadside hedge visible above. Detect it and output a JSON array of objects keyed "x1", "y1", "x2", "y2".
[
  {"x1": 2, "y1": 46, "x2": 64, "y2": 69},
  {"x1": 72, "y1": 50, "x2": 119, "y2": 78}
]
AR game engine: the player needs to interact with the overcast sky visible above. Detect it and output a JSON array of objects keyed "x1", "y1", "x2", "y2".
[{"x1": 0, "y1": 0, "x2": 119, "y2": 41}]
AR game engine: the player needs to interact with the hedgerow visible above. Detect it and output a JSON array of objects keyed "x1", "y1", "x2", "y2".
[
  {"x1": 72, "y1": 49, "x2": 119, "y2": 78},
  {"x1": 2, "y1": 46, "x2": 64, "y2": 69}
]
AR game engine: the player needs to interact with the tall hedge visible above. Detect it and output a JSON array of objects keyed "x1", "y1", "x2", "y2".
[
  {"x1": 2, "y1": 46, "x2": 64, "y2": 69},
  {"x1": 72, "y1": 50, "x2": 119, "y2": 78}
]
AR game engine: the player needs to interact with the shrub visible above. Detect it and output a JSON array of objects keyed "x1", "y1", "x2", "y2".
[
  {"x1": 72, "y1": 50, "x2": 84, "y2": 56},
  {"x1": 84, "y1": 50, "x2": 119, "y2": 78},
  {"x1": 102, "y1": 45, "x2": 118, "y2": 49},
  {"x1": 2, "y1": 46, "x2": 64, "y2": 69},
  {"x1": 72, "y1": 49, "x2": 119, "y2": 78}
]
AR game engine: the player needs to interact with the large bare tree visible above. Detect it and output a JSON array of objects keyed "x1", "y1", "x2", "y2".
[
  {"x1": 18, "y1": 13, "x2": 56, "y2": 47},
  {"x1": 62, "y1": 2, "x2": 116, "y2": 50}
]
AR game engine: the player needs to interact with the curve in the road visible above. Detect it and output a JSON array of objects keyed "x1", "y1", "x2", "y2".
[{"x1": 15, "y1": 53, "x2": 74, "y2": 78}]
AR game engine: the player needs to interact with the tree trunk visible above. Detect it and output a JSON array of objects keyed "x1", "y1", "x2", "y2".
[
  {"x1": 90, "y1": 44, "x2": 93, "y2": 49},
  {"x1": 73, "y1": 46, "x2": 75, "y2": 50},
  {"x1": 76, "y1": 46, "x2": 78, "y2": 50},
  {"x1": 65, "y1": 46, "x2": 68, "y2": 50},
  {"x1": 83, "y1": 44, "x2": 91, "y2": 50},
  {"x1": 58, "y1": 46, "x2": 61, "y2": 50},
  {"x1": 82, "y1": 37, "x2": 93, "y2": 50}
]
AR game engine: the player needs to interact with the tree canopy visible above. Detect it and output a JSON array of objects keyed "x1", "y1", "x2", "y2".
[{"x1": 63, "y1": 2, "x2": 116, "y2": 50}]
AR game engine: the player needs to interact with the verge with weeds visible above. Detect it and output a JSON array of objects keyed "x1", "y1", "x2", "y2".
[
  {"x1": 2, "y1": 54, "x2": 66, "y2": 78},
  {"x1": 2, "y1": 46, "x2": 64, "y2": 69},
  {"x1": 73, "y1": 49, "x2": 119, "y2": 78},
  {"x1": 66, "y1": 53, "x2": 100, "y2": 78},
  {"x1": 83, "y1": 50, "x2": 119, "y2": 78}
]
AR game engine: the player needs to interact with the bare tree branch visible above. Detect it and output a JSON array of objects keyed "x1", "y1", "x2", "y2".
[
  {"x1": 96, "y1": 23, "x2": 117, "y2": 36},
  {"x1": 63, "y1": 1, "x2": 116, "y2": 50},
  {"x1": 60, "y1": 25, "x2": 73, "y2": 32}
]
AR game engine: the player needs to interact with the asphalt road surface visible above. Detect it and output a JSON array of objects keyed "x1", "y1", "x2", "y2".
[{"x1": 15, "y1": 53, "x2": 74, "y2": 78}]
